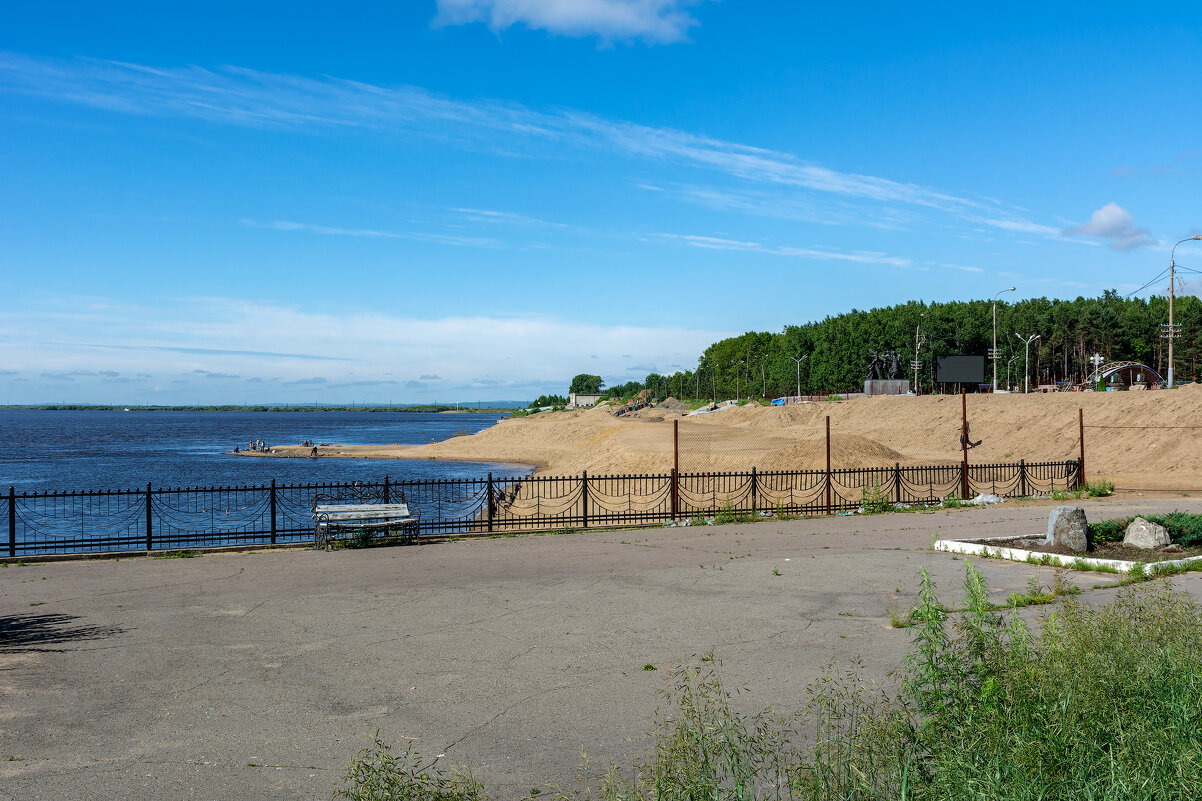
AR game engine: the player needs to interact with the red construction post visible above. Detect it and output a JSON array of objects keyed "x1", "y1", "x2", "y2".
[
  {"x1": 961, "y1": 389, "x2": 970, "y2": 500},
  {"x1": 1079, "y1": 408, "x2": 1085, "y2": 489},
  {"x1": 673, "y1": 419, "x2": 680, "y2": 517},
  {"x1": 825, "y1": 415, "x2": 832, "y2": 514}
]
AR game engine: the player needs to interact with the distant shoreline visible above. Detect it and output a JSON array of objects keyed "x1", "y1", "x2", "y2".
[{"x1": 0, "y1": 404, "x2": 517, "y2": 414}]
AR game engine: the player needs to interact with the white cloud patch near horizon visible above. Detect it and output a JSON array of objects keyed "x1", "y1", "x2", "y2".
[
  {"x1": 432, "y1": 0, "x2": 703, "y2": 44},
  {"x1": 0, "y1": 295, "x2": 731, "y2": 403},
  {"x1": 1063, "y1": 203, "x2": 1156, "y2": 251}
]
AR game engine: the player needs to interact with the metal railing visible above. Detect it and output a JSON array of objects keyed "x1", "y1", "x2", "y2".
[{"x1": 4, "y1": 459, "x2": 1081, "y2": 557}]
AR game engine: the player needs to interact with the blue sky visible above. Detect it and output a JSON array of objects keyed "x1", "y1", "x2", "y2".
[{"x1": 2, "y1": 1, "x2": 1200, "y2": 404}]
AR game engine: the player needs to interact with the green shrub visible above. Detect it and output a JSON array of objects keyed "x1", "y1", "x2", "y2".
[
  {"x1": 335, "y1": 733, "x2": 486, "y2": 801},
  {"x1": 860, "y1": 482, "x2": 893, "y2": 514},
  {"x1": 1085, "y1": 477, "x2": 1115, "y2": 497}
]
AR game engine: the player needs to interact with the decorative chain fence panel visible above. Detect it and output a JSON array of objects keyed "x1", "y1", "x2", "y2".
[{"x1": 5, "y1": 458, "x2": 1082, "y2": 558}]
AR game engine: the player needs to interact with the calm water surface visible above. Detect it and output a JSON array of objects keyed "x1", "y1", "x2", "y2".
[{"x1": 0, "y1": 410, "x2": 526, "y2": 492}]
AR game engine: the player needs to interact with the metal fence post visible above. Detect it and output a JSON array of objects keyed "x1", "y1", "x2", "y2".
[
  {"x1": 670, "y1": 468, "x2": 678, "y2": 521},
  {"x1": 486, "y1": 473, "x2": 494, "y2": 533},
  {"x1": 581, "y1": 471, "x2": 588, "y2": 529},
  {"x1": 7, "y1": 486, "x2": 14, "y2": 558},
  {"x1": 893, "y1": 462, "x2": 902, "y2": 504},
  {"x1": 749, "y1": 467, "x2": 757, "y2": 516},
  {"x1": 270, "y1": 479, "x2": 277, "y2": 545},
  {"x1": 145, "y1": 482, "x2": 153, "y2": 551},
  {"x1": 1019, "y1": 459, "x2": 1027, "y2": 498},
  {"x1": 383, "y1": 475, "x2": 390, "y2": 504}
]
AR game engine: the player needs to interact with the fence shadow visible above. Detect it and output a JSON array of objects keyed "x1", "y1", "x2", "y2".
[{"x1": 0, "y1": 613, "x2": 125, "y2": 653}]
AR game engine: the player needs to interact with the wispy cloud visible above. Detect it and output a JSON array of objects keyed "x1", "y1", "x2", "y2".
[
  {"x1": 242, "y1": 219, "x2": 400, "y2": 239},
  {"x1": 1063, "y1": 203, "x2": 1156, "y2": 251},
  {"x1": 432, "y1": 0, "x2": 704, "y2": 44},
  {"x1": 240, "y1": 218, "x2": 503, "y2": 248},
  {"x1": 1112, "y1": 151, "x2": 1201, "y2": 178},
  {"x1": 0, "y1": 52, "x2": 1064, "y2": 240},
  {"x1": 449, "y1": 207, "x2": 570, "y2": 228},
  {"x1": 654, "y1": 233, "x2": 912, "y2": 267}
]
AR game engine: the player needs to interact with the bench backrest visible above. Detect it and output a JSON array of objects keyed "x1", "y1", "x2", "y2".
[{"x1": 313, "y1": 503, "x2": 410, "y2": 519}]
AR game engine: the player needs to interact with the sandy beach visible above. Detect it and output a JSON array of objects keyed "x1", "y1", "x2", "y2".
[{"x1": 239, "y1": 384, "x2": 1202, "y2": 491}]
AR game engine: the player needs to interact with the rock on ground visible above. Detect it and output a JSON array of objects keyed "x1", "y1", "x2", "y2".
[
  {"x1": 1047, "y1": 506, "x2": 1088, "y2": 553},
  {"x1": 1123, "y1": 517, "x2": 1171, "y2": 550}
]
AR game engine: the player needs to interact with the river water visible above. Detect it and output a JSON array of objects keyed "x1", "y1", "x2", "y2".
[{"x1": 0, "y1": 410, "x2": 525, "y2": 493}]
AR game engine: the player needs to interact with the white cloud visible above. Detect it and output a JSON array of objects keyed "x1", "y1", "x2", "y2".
[
  {"x1": 432, "y1": 0, "x2": 702, "y2": 44},
  {"x1": 241, "y1": 218, "x2": 503, "y2": 248},
  {"x1": 0, "y1": 294, "x2": 732, "y2": 403},
  {"x1": 654, "y1": 233, "x2": 912, "y2": 267},
  {"x1": 1063, "y1": 203, "x2": 1156, "y2": 251}
]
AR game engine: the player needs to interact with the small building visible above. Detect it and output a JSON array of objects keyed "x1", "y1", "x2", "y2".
[{"x1": 569, "y1": 392, "x2": 604, "y2": 408}]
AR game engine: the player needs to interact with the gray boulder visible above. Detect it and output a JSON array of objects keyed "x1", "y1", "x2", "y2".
[
  {"x1": 1123, "y1": 517, "x2": 1170, "y2": 550},
  {"x1": 1046, "y1": 506, "x2": 1088, "y2": 553}
]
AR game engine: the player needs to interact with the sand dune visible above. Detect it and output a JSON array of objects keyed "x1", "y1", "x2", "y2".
[{"x1": 248, "y1": 385, "x2": 1202, "y2": 490}]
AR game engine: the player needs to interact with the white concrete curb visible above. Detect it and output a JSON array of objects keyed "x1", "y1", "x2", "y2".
[{"x1": 934, "y1": 535, "x2": 1202, "y2": 574}]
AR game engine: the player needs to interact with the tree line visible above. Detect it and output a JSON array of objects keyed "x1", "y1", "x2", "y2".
[{"x1": 568, "y1": 292, "x2": 1202, "y2": 401}]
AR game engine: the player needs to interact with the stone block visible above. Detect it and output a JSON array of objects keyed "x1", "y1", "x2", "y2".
[
  {"x1": 1123, "y1": 517, "x2": 1170, "y2": 550},
  {"x1": 1046, "y1": 506, "x2": 1088, "y2": 553}
]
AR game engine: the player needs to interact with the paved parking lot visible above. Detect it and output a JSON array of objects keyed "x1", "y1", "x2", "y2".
[{"x1": 3, "y1": 496, "x2": 1200, "y2": 800}]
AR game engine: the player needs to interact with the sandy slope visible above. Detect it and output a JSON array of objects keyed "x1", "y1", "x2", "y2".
[{"x1": 245, "y1": 385, "x2": 1202, "y2": 489}]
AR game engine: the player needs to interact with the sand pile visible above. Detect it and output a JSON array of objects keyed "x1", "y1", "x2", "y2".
[
  {"x1": 655, "y1": 397, "x2": 692, "y2": 412},
  {"x1": 252, "y1": 389, "x2": 1202, "y2": 490}
]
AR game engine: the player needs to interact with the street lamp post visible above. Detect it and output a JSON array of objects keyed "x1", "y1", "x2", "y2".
[
  {"x1": 1016, "y1": 333, "x2": 1041, "y2": 393},
  {"x1": 790, "y1": 354, "x2": 807, "y2": 400},
  {"x1": 1006, "y1": 354, "x2": 1019, "y2": 392},
  {"x1": 992, "y1": 287, "x2": 1016, "y2": 392},
  {"x1": 1167, "y1": 236, "x2": 1202, "y2": 388},
  {"x1": 913, "y1": 313, "x2": 925, "y2": 394}
]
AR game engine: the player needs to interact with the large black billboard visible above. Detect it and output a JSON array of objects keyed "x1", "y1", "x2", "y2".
[{"x1": 937, "y1": 355, "x2": 985, "y2": 384}]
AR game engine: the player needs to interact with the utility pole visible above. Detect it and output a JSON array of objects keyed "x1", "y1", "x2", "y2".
[
  {"x1": 992, "y1": 287, "x2": 1016, "y2": 392},
  {"x1": 1166, "y1": 236, "x2": 1201, "y2": 388},
  {"x1": 1016, "y1": 333, "x2": 1041, "y2": 393}
]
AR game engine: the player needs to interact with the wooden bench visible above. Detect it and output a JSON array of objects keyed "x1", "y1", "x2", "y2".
[{"x1": 311, "y1": 488, "x2": 420, "y2": 550}]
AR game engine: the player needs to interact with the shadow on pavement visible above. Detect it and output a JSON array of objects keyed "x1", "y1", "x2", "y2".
[{"x1": 0, "y1": 613, "x2": 125, "y2": 653}]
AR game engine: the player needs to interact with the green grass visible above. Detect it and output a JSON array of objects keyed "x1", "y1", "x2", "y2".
[{"x1": 340, "y1": 565, "x2": 1202, "y2": 800}]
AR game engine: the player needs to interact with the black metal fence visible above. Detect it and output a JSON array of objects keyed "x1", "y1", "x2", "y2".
[{"x1": 3, "y1": 459, "x2": 1081, "y2": 558}]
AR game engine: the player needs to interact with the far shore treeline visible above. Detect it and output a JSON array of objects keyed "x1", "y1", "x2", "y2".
[
  {"x1": 1, "y1": 404, "x2": 518, "y2": 413},
  {"x1": 586, "y1": 291, "x2": 1202, "y2": 401}
]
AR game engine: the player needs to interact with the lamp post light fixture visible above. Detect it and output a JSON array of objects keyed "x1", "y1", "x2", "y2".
[
  {"x1": 992, "y1": 287, "x2": 1016, "y2": 392},
  {"x1": 1166, "y1": 236, "x2": 1202, "y2": 388},
  {"x1": 790, "y1": 354, "x2": 808, "y2": 400},
  {"x1": 1016, "y1": 332, "x2": 1041, "y2": 393}
]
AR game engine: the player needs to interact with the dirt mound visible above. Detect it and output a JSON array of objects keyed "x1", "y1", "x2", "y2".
[
  {"x1": 283, "y1": 389, "x2": 1202, "y2": 490},
  {"x1": 655, "y1": 397, "x2": 692, "y2": 411}
]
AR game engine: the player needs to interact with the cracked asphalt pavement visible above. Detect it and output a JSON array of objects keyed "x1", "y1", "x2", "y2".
[{"x1": 3, "y1": 495, "x2": 1200, "y2": 800}]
